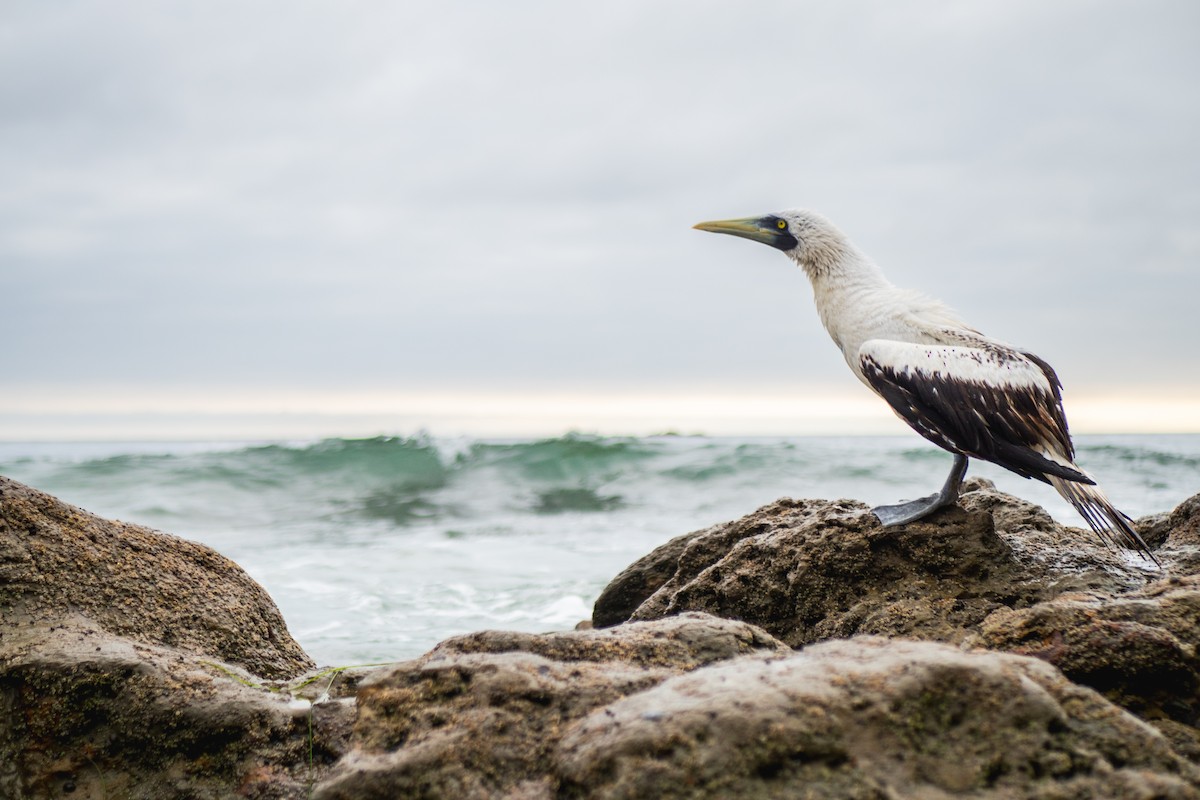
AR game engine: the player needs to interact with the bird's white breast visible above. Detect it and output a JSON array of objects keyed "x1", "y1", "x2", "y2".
[{"x1": 812, "y1": 280, "x2": 967, "y2": 384}]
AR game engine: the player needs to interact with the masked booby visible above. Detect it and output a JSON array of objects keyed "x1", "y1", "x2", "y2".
[{"x1": 694, "y1": 208, "x2": 1158, "y2": 565}]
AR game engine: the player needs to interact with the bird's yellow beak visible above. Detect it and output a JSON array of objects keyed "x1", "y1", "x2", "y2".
[{"x1": 693, "y1": 215, "x2": 796, "y2": 250}]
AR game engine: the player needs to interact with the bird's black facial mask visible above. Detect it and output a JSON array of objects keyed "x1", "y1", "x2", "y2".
[
  {"x1": 692, "y1": 215, "x2": 798, "y2": 251},
  {"x1": 760, "y1": 215, "x2": 799, "y2": 251}
]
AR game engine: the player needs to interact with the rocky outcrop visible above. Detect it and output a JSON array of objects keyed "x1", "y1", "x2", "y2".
[
  {"x1": 316, "y1": 627, "x2": 1200, "y2": 800},
  {"x1": 594, "y1": 479, "x2": 1168, "y2": 645},
  {"x1": 2, "y1": 626, "x2": 362, "y2": 799},
  {"x1": 593, "y1": 477, "x2": 1200, "y2": 775},
  {"x1": 557, "y1": 637, "x2": 1199, "y2": 799},
  {"x1": 4, "y1": 472, "x2": 1200, "y2": 799},
  {"x1": 0, "y1": 475, "x2": 352, "y2": 799},
  {"x1": 979, "y1": 577, "x2": 1200, "y2": 760},
  {"x1": 0, "y1": 475, "x2": 312, "y2": 679},
  {"x1": 315, "y1": 615, "x2": 790, "y2": 799}
]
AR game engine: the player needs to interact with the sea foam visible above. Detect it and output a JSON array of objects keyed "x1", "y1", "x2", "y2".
[{"x1": 2, "y1": 432, "x2": 1197, "y2": 664}]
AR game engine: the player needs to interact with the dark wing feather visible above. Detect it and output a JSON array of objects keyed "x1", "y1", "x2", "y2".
[
  {"x1": 859, "y1": 340, "x2": 1092, "y2": 485},
  {"x1": 1018, "y1": 349, "x2": 1075, "y2": 461}
]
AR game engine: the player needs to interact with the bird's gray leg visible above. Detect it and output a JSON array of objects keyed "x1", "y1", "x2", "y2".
[{"x1": 872, "y1": 454, "x2": 969, "y2": 527}]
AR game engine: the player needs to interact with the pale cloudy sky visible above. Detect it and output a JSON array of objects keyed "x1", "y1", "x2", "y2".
[{"x1": 3, "y1": 1, "x2": 1198, "y2": 437}]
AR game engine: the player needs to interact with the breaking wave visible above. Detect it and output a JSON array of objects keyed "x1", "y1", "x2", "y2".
[{"x1": 2, "y1": 433, "x2": 1196, "y2": 663}]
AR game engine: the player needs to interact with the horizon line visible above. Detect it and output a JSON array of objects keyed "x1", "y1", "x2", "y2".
[{"x1": 1, "y1": 385, "x2": 1197, "y2": 440}]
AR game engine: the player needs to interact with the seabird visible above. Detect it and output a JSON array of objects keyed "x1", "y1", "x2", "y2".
[{"x1": 694, "y1": 208, "x2": 1158, "y2": 564}]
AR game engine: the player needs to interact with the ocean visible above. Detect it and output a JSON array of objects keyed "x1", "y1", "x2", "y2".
[{"x1": 2, "y1": 433, "x2": 1198, "y2": 666}]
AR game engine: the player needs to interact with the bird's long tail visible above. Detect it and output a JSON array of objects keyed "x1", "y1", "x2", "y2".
[{"x1": 1047, "y1": 475, "x2": 1160, "y2": 566}]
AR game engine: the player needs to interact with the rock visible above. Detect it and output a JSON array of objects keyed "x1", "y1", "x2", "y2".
[
  {"x1": 980, "y1": 575, "x2": 1200, "y2": 753},
  {"x1": 591, "y1": 527, "x2": 709, "y2": 629},
  {"x1": 314, "y1": 614, "x2": 789, "y2": 799},
  {"x1": 558, "y1": 637, "x2": 1200, "y2": 799},
  {"x1": 7, "y1": 471, "x2": 1200, "y2": 799},
  {"x1": 0, "y1": 476, "x2": 351, "y2": 798},
  {"x1": 593, "y1": 481, "x2": 1200, "y2": 775},
  {"x1": 0, "y1": 475, "x2": 312, "y2": 678},
  {"x1": 598, "y1": 479, "x2": 1160, "y2": 647},
  {"x1": 3, "y1": 625, "x2": 360, "y2": 800},
  {"x1": 1142, "y1": 493, "x2": 1200, "y2": 550},
  {"x1": 316, "y1": 623, "x2": 1200, "y2": 799},
  {"x1": 316, "y1": 628, "x2": 1200, "y2": 799},
  {"x1": 593, "y1": 481, "x2": 1192, "y2": 648}
]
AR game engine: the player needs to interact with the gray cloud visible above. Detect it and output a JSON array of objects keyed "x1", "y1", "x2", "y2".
[{"x1": 2, "y1": 0, "x2": 1198, "y2": 403}]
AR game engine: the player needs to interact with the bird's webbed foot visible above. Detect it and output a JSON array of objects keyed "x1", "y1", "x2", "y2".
[
  {"x1": 872, "y1": 493, "x2": 951, "y2": 526},
  {"x1": 871, "y1": 453, "x2": 969, "y2": 527}
]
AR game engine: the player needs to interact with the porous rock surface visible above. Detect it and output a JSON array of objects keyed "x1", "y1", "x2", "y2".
[
  {"x1": 595, "y1": 478, "x2": 1167, "y2": 641},
  {"x1": 595, "y1": 478, "x2": 1200, "y2": 771},
  {"x1": 314, "y1": 615, "x2": 790, "y2": 799},
  {"x1": 4, "y1": 472, "x2": 1200, "y2": 799},
  {"x1": 556, "y1": 637, "x2": 1199, "y2": 799},
  {"x1": 0, "y1": 475, "x2": 354, "y2": 799},
  {"x1": 0, "y1": 475, "x2": 311, "y2": 678}
]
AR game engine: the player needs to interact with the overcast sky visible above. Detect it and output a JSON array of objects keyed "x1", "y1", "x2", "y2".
[{"x1": 3, "y1": 1, "x2": 1198, "y2": 436}]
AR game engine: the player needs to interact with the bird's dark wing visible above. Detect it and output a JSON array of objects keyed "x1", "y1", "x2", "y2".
[{"x1": 858, "y1": 340, "x2": 1091, "y2": 485}]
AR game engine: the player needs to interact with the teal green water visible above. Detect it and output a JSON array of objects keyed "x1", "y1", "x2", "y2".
[{"x1": 2, "y1": 433, "x2": 1196, "y2": 664}]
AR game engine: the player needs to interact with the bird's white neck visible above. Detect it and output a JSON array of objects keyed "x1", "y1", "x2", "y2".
[{"x1": 791, "y1": 246, "x2": 893, "y2": 348}]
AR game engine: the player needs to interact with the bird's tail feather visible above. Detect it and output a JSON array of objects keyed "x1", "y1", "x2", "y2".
[{"x1": 1048, "y1": 475, "x2": 1159, "y2": 566}]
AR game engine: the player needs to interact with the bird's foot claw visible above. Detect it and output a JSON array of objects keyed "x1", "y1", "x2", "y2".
[{"x1": 871, "y1": 493, "x2": 946, "y2": 527}]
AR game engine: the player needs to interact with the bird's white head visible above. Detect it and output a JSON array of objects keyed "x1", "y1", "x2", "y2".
[{"x1": 693, "y1": 208, "x2": 856, "y2": 280}]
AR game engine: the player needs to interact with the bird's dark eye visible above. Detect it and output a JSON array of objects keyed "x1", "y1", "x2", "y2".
[{"x1": 776, "y1": 219, "x2": 787, "y2": 230}]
